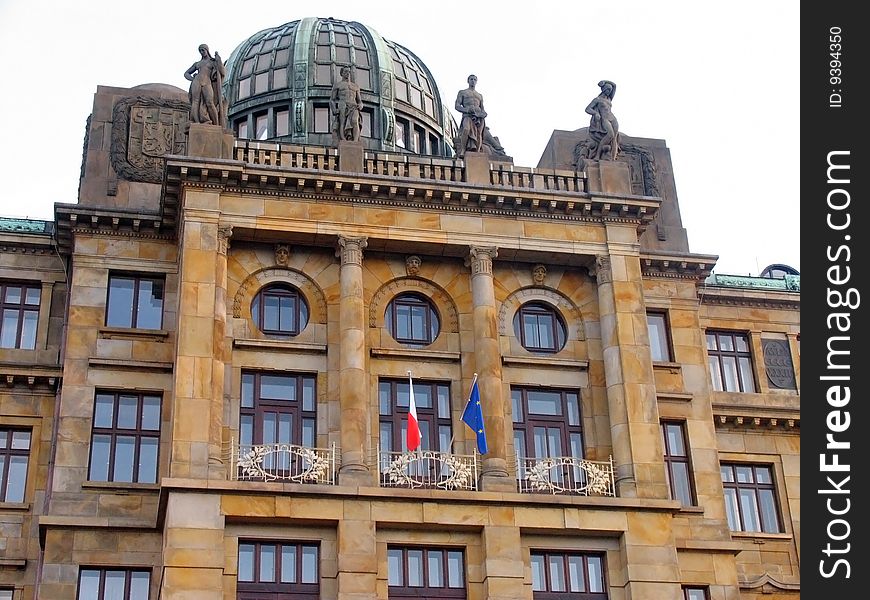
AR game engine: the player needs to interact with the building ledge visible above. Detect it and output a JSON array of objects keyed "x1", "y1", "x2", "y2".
[
  {"x1": 657, "y1": 392, "x2": 693, "y2": 402},
  {"x1": 502, "y1": 355, "x2": 589, "y2": 370},
  {"x1": 233, "y1": 338, "x2": 328, "y2": 354},
  {"x1": 88, "y1": 358, "x2": 173, "y2": 371},
  {"x1": 99, "y1": 327, "x2": 170, "y2": 341},
  {"x1": 676, "y1": 538, "x2": 743, "y2": 554},
  {"x1": 0, "y1": 501, "x2": 31, "y2": 512},
  {"x1": 731, "y1": 531, "x2": 794, "y2": 543},
  {"x1": 652, "y1": 361, "x2": 682, "y2": 373},
  {"x1": 0, "y1": 557, "x2": 26, "y2": 568},
  {"x1": 81, "y1": 481, "x2": 160, "y2": 493},
  {"x1": 370, "y1": 347, "x2": 461, "y2": 362}
]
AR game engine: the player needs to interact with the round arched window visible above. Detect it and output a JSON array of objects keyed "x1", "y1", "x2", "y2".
[
  {"x1": 385, "y1": 293, "x2": 440, "y2": 346},
  {"x1": 252, "y1": 284, "x2": 309, "y2": 336},
  {"x1": 513, "y1": 302, "x2": 566, "y2": 352}
]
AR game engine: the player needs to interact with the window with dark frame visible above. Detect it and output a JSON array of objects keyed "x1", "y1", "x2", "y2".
[
  {"x1": 387, "y1": 546, "x2": 465, "y2": 599},
  {"x1": 240, "y1": 372, "x2": 317, "y2": 473},
  {"x1": 105, "y1": 274, "x2": 164, "y2": 330},
  {"x1": 385, "y1": 293, "x2": 440, "y2": 347},
  {"x1": 77, "y1": 568, "x2": 150, "y2": 600},
  {"x1": 0, "y1": 281, "x2": 40, "y2": 350},
  {"x1": 661, "y1": 421, "x2": 695, "y2": 506},
  {"x1": 88, "y1": 392, "x2": 161, "y2": 484},
  {"x1": 720, "y1": 463, "x2": 782, "y2": 533},
  {"x1": 513, "y1": 302, "x2": 567, "y2": 353},
  {"x1": 0, "y1": 588, "x2": 11, "y2": 600},
  {"x1": 0, "y1": 428, "x2": 30, "y2": 503},
  {"x1": 251, "y1": 284, "x2": 309, "y2": 337},
  {"x1": 647, "y1": 311, "x2": 672, "y2": 362},
  {"x1": 237, "y1": 540, "x2": 319, "y2": 600},
  {"x1": 530, "y1": 551, "x2": 607, "y2": 598},
  {"x1": 511, "y1": 387, "x2": 583, "y2": 480},
  {"x1": 683, "y1": 586, "x2": 710, "y2": 600},
  {"x1": 379, "y1": 379, "x2": 452, "y2": 456},
  {"x1": 706, "y1": 331, "x2": 756, "y2": 392}
]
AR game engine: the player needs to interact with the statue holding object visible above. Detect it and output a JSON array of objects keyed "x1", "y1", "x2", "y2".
[
  {"x1": 582, "y1": 80, "x2": 620, "y2": 161},
  {"x1": 184, "y1": 44, "x2": 227, "y2": 128}
]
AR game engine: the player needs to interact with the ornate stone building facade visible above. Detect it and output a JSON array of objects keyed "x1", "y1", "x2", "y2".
[{"x1": 0, "y1": 17, "x2": 799, "y2": 600}]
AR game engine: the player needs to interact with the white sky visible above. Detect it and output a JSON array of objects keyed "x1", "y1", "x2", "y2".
[{"x1": 0, "y1": 0, "x2": 799, "y2": 276}]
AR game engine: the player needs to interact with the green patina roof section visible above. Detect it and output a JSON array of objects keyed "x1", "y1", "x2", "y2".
[
  {"x1": 0, "y1": 217, "x2": 53, "y2": 234},
  {"x1": 705, "y1": 273, "x2": 800, "y2": 293}
]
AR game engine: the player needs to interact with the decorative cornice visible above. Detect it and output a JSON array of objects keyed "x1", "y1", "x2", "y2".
[
  {"x1": 640, "y1": 253, "x2": 717, "y2": 281},
  {"x1": 699, "y1": 287, "x2": 800, "y2": 310},
  {"x1": 706, "y1": 273, "x2": 800, "y2": 292},
  {"x1": 466, "y1": 246, "x2": 498, "y2": 276},
  {"x1": 714, "y1": 413, "x2": 799, "y2": 432},
  {"x1": 336, "y1": 235, "x2": 367, "y2": 266}
]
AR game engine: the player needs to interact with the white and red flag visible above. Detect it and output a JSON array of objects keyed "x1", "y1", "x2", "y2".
[{"x1": 406, "y1": 371, "x2": 422, "y2": 451}]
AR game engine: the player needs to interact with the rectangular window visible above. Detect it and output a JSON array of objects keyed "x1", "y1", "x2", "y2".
[
  {"x1": 77, "y1": 568, "x2": 150, "y2": 600},
  {"x1": 647, "y1": 311, "x2": 672, "y2": 362},
  {"x1": 313, "y1": 106, "x2": 331, "y2": 133},
  {"x1": 512, "y1": 387, "x2": 583, "y2": 460},
  {"x1": 530, "y1": 551, "x2": 607, "y2": 598},
  {"x1": 89, "y1": 392, "x2": 161, "y2": 483},
  {"x1": 237, "y1": 541, "x2": 319, "y2": 599},
  {"x1": 683, "y1": 587, "x2": 709, "y2": 600},
  {"x1": 388, "y1": 546, "x2": 465, "y2": 599},
  {"x1": 379, "y1": 379, "x2": 451, "y2": 462},
  {"x1": 276, "y1": 109, "x2": 290, "y2": 137},
  {"x1": 106, "y1": 274, "x2": 164, "y2": 330},
  {"x1": 395, "y1": 119, "x2": 407, "y2": 149},
  {"x1": 661, "y1": 421, "x2": 695, "y2": 505},
  {"x1": 0, "y1": 428, "x2": 30, "y2": 503},
  {"x1": 255, "y1": 112, "x2": 269, "y2": 140},
  {"x1": 0, "y1": 281, "x2": 40, "y2": 349},
  {"x1": 720, "y1": 464, "x2": 782, "y2": 533},
  {"x1": 237, "y1": 119, "x2": 250, "y2": 139},
  {"x1": 0, "y1": 589, "x2": 11, "y2": 600},
  {"x1": 706, "y1": 331, "x2": 756, "y2": 392}
]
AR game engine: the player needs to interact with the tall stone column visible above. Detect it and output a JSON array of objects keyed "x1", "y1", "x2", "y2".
[
  {"x1": 592, "y1": 230, "x2": 667, "y2": 498},
  {"x1": 170, "y1": 200, "x2": 229, "y2": 480},
  {"x1": 336, "y1": 235, "x2": 371, "y2": 485},
  {"x1": 466, "y1": 246, "x2": 511, "y2": 489}
]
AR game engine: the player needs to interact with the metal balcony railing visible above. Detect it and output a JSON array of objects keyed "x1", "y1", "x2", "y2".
[
  {"x1": 378, "y1": 447, "x2": 479, "y2": 491},
  {"x1": 516, "y1": 455, "x2": 615, "y2": 496},
  {"x1": 230, "y1": 440, "x2": 337, "y2": 485}
]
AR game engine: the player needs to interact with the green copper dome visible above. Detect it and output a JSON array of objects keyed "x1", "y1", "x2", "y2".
[{"x1": 224, "y1": 17, "x2": 457, "y2": 156}]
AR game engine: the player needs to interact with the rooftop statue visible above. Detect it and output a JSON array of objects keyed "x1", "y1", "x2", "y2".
[
  {"x1": 184, "y1": 44, "x2": 227, "y2": 127},
  {"x1": 582, "y1": 80, "x2": 620, "y2": 161},
  {"x1": 331, "y1": 66, "x2": 364, "y2": 143},
  {"x1": 454, "y1": 74, "x2": 488, "y2": 157}
]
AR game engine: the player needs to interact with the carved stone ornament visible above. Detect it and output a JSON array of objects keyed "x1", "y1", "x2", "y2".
[
  {"x1": 588, "y1": 255, "x2": 612, "y2": 283},
  {"x1": 217, "y1": 225, "x2": 233, "y2": 255},
  {"x1": 405, "y1": 255, "x2": 422, "y2": 276},
  {"x1": 762, "y1": 339, "x2": 797, "y2": 389},
  {"x1": 466, "y1": 246, "x2": 498, "y2": 276},
  {"x1": 532, "y1": 264, "x2": 547, "y2": 285},
  {"x1": 275, "y1": 244, "x2": 291, "y2": 266},
  {"x1": 110, "y1": 97, "x2": 190, "y2": 183},
  {"x1": 336, "y1": 236, "x2": 368, "y2": 265}
]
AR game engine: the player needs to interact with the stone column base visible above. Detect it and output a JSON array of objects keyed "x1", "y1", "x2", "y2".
[
  {"x1": 480, "y1": 472, "x2": 518, "y2": 493},
  {"x1": 586, "y1": 160, "x2": 632, "y2": 194},
  {"x1": 338, "y1": 468, "x2": 377, "y2": 488},
  {"x1": 338, "y1": 139, "x2": 365, "y2": 173},
  {"x1": 188, "y1": 123, "x2": 234, "y2": 159},
  {"x1": 464, "y1": 151, "x2": 491, "y2": 185}
]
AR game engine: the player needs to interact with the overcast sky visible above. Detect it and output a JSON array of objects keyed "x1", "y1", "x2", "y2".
[{"x1": 0, "y1": 0, "x2": 799, "y2": 276}]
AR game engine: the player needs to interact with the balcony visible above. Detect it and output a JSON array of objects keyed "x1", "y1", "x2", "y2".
[
  {"x1": 230, "y1": 441, "x2": 337, "y2": 485},
  {"x1": 516, "y1": 456, "x2": 615, "y2": 496},
  {"x1": 378, "y1": 447, "x2": 479, "y2": 491}
]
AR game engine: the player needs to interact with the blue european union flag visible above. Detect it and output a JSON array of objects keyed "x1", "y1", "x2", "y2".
[{"x1": 461, "y1": 379, "x2": 488, "y2": 454}]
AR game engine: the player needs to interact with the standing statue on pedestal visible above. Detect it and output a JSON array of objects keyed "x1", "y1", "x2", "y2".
[
  {"x1": 454, "y1": 74, "x2": 487, "y2": 157},
  {"x1": 331, "y1": 66, "x2": 363, "y2": 143},
  {"x1": 184, "y1": 44, "x2": 227, "y2": 127},
  {"x1": 583, "y1": 80, "x2": 620, "y2": 161}
]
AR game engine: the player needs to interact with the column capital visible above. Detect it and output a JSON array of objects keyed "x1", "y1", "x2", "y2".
[
  {"x1": 336, "y1": 235, "x2": 368, "y2": 265},
  {"x1": 466, "y1": 246, "x2": 498, "y2": 276},
  {"x1": 587, "y1": 254, "x2": 612, "y2": 283},
  {"x1": 217, "y1": 224, "x2": 233, "y2": 255}
]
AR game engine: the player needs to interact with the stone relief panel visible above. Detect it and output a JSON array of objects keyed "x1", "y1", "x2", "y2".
[
  {"x1": 232, "y1": 266, "x2": 327, "y2": 324},
  {"x1": 110, "y1": 97, "x2": 190, "y2": 183},
  {"x1": 498, "y1": 287, "x2": 585, "y2": 341},
  {"x1": 368, "y1": 277, "x2": 459, "y2": 333}
]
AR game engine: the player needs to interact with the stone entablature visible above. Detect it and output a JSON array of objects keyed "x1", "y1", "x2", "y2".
[{"x1": 706, "y1": 272, "x2": 800, "y2": 292}]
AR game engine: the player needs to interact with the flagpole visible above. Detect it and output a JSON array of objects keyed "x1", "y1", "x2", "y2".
[{"x1": 451, "y1": 373, "x2": 479, "y2": 454}]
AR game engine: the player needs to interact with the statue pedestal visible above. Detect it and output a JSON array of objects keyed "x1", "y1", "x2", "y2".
[
  {"x1": 187, "y1": 123, "x2": 233, "y2": 159},
  {"x1": 464, "y1": 151, "x2": 491, "y2": 185},
  {"x1": 586, "y1": 160, "x2": 632, "y2": 195},
  {"x1": 338, "y1": 140, "x2": 365, "y2": 173}
]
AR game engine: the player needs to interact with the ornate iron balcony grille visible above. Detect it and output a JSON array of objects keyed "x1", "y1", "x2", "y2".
[
  {"x1": 378, "y1": 446, "x2": 479, "y2": 491},
  {"x1": 230, "y1": 439, "x2": 337, "y2": 485},
  {"x1": 516, "y1": 455, "x2": 615, "y2": 496}
]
